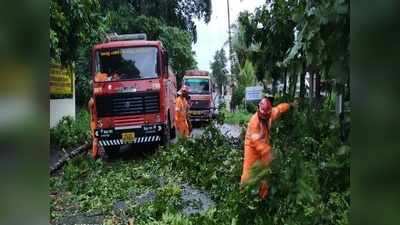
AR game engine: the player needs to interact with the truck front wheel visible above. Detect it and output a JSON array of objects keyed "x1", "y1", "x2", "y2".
[
  {"x1": 162, "y1": 120, "x2": 171, "y2": 147},
  {"x1": 103, "y1": 146, "x2": 120, "y2": 158},
  {"x1": 170, "y1": 125, "x2": 176, "y2": 139}
]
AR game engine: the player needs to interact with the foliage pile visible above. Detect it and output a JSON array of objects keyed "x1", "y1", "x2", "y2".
[
  {"x1": 245, "y1": 103, "x2": 350, "y2": 225},
  {"x1": 50, "y1": 110, "x2": 91, "y2": 150},
  {"x1": 50, "y1": 102, "x2": 349, "y2": 224}
]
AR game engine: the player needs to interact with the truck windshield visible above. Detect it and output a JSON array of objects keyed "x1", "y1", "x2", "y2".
[
  {"x1": 95, "y1": 47, "x2": 158, "y2": 82},
  {"x1": 184, "y1": 78, "x2": 210, "y2": 94}
]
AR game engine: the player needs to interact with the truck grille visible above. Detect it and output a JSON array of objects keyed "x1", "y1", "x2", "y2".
[
  {"x1": 96, "y1": 92, "x2": 160, "y2": 117},
  {"x1": 191, "y1": 100, "x2": 209, "y2": 109}
]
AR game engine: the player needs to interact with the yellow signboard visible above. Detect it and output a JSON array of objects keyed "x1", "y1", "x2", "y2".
[{"x1": 49, "y1": 63, "x2": 73, "y2": 96}]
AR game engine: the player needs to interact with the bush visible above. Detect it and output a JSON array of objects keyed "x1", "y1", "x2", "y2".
[
  {"x1": 224, "y1": 110, "x2": 251, "y2": 124},
  {"x1": 216, "y1": 103, "x2": 226, "y2": 124},
  {"x1": 245, "y1": 101, "x2": 257, "y2": 113},
  {"x1": 231, "y1": 86, "x2": 245, "y2": 109},
  {"x1": 50, "y1": 110, "x2": 91, "y2": 150}
]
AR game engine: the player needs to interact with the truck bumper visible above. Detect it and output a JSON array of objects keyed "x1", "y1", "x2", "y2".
[
  {"x1": 95, "y1": 124, "x2": 165, "y2": 147},
  {"x1": 189, "y1": 109, "x2": 212, "y2": 122}
]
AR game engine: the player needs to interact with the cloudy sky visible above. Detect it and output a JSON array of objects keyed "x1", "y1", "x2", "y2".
[{"x1": 192, "y1": 0, "x2": 265, "y2": 72}]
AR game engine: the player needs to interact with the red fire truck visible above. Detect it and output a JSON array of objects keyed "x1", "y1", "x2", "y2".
[
  {"x1": 91, "y1": 33, "x2": 176, "y2": 156},
  {"x1": 183, "y1": 70, "x2": 215, "y2": 122}
]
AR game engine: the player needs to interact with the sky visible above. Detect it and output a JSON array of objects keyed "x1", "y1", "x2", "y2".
[{"x1": 192, "y1": 0, "x2": 265, "y2": 72}]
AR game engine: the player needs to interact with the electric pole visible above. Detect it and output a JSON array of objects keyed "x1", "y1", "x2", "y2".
[
  {"x1": 227, "y1": 0, "x2": 232, "y2": 63},
  {"x1": 226, "y1": 0, "x2": 233, "y2": 111}
]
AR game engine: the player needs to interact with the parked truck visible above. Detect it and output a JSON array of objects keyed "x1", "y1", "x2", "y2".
[
  {"x1": 183, "y1": 70, "x2": 215, "y2": 123},
  {"x1": 91, "y1": 33, "x2": 176, "y2": 156}
]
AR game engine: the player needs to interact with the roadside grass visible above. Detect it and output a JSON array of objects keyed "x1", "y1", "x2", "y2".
[{"x1": 223, "y1": 110, "x2": 252, "y2": 125}]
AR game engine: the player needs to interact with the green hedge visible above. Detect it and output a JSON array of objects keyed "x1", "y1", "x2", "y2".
[{"x1": 50, "y1": 110, "x2": 91, "y2": 150}]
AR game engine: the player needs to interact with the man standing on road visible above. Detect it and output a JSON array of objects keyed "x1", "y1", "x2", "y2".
[
  {"x1": 175, "y1": 85, "x2": 190, "y2": 137},
  {"x1": 240, "y1": 97, "x2": 296, "y2": 199}
]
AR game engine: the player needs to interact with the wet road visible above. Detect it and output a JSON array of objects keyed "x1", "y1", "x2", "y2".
[{"x1": 191, "y1": 123, "x2": 241, "y2": 138}]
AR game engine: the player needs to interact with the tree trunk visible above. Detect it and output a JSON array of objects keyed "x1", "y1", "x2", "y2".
[
  {"x1": 309, "y1": 71, "x2": 314, "y2": 106},
  {"x1": 336, "y1": 82, "x2": 346, "y2": 142},
  {"x1": 289, "y1": 73, "x2": 298, "y2": 100},
  {"x1": 315, "y1": 73, "x2": 321, "y2": 99},
  {"x1": 272, "y1": 78, "x2": 278, "y2": 95},
  {"x1": 262, "y1": 80, "x2": 268, "y2": 92},
  {"x1": 300, "y1": 70, "x2": 306, "y2": 100},
  {"x1": 315, "y1": 72, "x2": 322, "y2": 108},
  {"x1": 346, "y1": 71, "x2": 350, "y2": 101},
  {"x1": 283, "y1": 70, "x2": 287, "y2": 96},
  {"x1": 137, "y1": 0, "x2": 144, "y2": 14}
]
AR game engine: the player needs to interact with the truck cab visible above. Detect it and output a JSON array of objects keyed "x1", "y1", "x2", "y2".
[
  {"x1": 91, "y1": 33, "x2": 176, "y2": 156},
  {"x1": 183, "y1": 70, "x2": 215, "y2": 123}
]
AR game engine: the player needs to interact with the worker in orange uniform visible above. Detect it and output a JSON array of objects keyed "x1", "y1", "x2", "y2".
[
  {"x1": 88, "y1": 97, "x2": 99, "y2": 157},
  {"x1": 186, "y1": 94, "x2": 193, "y2": 134},
  {"x1": 240, "y1": 97, "x2": 296, "y2": 199},
  {"x1": 175, "y1": 85, "x2": 190, "y2": 137},
  {"x1": 94, "y1": 72, "x2": 108, "y2": 82}
]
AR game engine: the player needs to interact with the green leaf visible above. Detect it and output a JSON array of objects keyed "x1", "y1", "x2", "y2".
[{"x1": 292, "y1": 12, "x2": 303, "y2": 23}]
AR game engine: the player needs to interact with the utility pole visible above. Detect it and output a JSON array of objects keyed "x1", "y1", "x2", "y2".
[
  {"x1": 226, "y1": 0, "x2": 233, "y2": 111},
  {"x1": 227, "y1": 0, "x2": 232, "y2": 62}
]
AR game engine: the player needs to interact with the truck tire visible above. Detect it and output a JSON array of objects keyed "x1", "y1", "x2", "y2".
[
  {"x1": 168, "y1": 112, "x2": 176, "y2": 139},
  {"x1": 170, "y1": 125, "x2": 176, "y2": 139},
  {"x1": 162, "y1": 119, "x2": 171, "y2": 147},
  {"x1": 104, "y1": 146, "x2": 119, "y2": 158}
]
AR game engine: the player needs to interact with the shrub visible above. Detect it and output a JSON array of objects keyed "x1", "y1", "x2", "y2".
[
  {"x1": 231, "y1": 86, "x2": 245, "y2": 109},
  {"x1": 224, "y1": 110, "x2": 251, "y2": 124},
  {"x1": 245, "y1": 101, "x2": 257, "y2": 113},
  {"x1": 50, "y1": 110, "x2": 91, "y2": 150}
]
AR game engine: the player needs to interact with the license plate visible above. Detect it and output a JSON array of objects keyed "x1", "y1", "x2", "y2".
[
  {"x1": 122, "y1": 132, "x2": 135, "y2": 143},
  {"x1": 191, "y1": 111, "x2": 201, "y2": 115}
]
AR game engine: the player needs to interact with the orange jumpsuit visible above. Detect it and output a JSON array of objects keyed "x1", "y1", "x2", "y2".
[
  {"x1": 94, "y1": 72, "x2": 108, "y2": 82},
  {"x1": 175, "y1": 96, "x2": 190, "y2": 137},
  {"x1": 241, "y1": 103, "x2": 290, "y2": 199},
  {"x1": 88, "y1": 98, "x2": 98, "y2": 157}
]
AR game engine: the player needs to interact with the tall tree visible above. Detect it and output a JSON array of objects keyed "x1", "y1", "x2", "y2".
[
  {"x1": 210, "y1": 49, "x2": 228, "y2": 95},
  {"x1": 100, "y1": 0, "x2": 212, "y2": 43},
  {"x1": 50, "y1": 0, "x2": 105, "y2": 65},
  {"x1": 238, "y1": 1, "x2": 296, "y2": 94},
  {"x1": 106, "y1": 14, "x2": 197, "y2": 76},
  {"x1": 231, "y1": 60, "x2": 256, "y2": 108},
  {"x1": 285, "y1": 0, "x2": 350, "y2": 105}
]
